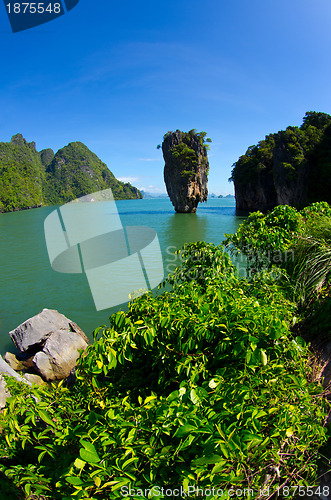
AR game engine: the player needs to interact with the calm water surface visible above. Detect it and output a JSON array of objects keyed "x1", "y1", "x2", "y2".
[{"x1": 0, "y1": 198, "x2": 244, "y2": 354}]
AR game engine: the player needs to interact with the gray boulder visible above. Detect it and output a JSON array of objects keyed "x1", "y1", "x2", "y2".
[
  {"x1": 23, "y1": 373, "x2": 45, "y2": 386},
  {"x1": 0, "y1": 355, "x2": 33, "y2": 409},
  {"x1": 9, "y1": 308, "x2": 88, "y2": 353},
  {"x1": 0, "y1": 376, "x2": 10, "y2": 409},
  {"x1": 4, "y1": 352, "x2": 24, "y2": 371},
  {"x1": 33, "y1": 329, "x2": 88, "y2": 381},
  {"x1": 9, "y1": 309, "x2": 89, "y2": 382},
  {"x1": 0, "y1": 355, "x2": 32, "y2": 385}
]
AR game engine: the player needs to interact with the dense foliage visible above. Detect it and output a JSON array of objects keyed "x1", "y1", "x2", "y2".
[
  {"x1": 0, "y1": 135, "x2": 142, "y2": 212},
  {"x1": 162, "y1": 129, "x2": 211, "y2": 177},
  {"x1": 162, "y1": 130, "x2": 212, "y2": 150},
  {"x1": 43, "y1": 142, "x2": 142, "y2": 205},
  {"x1": 0, "y1": 134, "x2": 44, "y2": 212},
  {"x1": 0, "y1": 238, "x2": 329, "y2": 499},
  {"x1": 225, "y1": 201, "x2": 331, "y2": 304},
  {"x1": 230, "y1": 111, "x2": 331, "y2": 208}
]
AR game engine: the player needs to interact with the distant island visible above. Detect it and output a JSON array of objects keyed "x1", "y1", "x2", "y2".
[
  {"x1": 208, "y1": 193, "x2": 234, "y2": 199},
  {"x1": 141, "y1": 192, "x2": 234, "y2": 199},
  {"x1": 230, "y1": 111, "x2": 331, "y2": 212},
  {"x1": 140, "y1": 191, "x2": 169, "y2": 199},
  {"x1": 0, "y1": 134, "x2": 142, "y2": 213}
]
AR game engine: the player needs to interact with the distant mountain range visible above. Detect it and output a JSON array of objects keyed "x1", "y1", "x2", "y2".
[
  {"x1": 140, "y1": 191, "x2": 168, "y2": 199},
  {"x1": 141, "y1": 191, "x2": 234, "y2": 199},
  {"x1": 0, "y1": 134, "x2": 142, "y2": 213},
  {"x1": 211, "y1": 193, "x2": 234, "y2": 199}
]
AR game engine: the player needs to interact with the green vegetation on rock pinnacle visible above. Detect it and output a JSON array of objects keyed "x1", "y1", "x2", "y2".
[
  {"x1": 162, "y1": 129, "x2": 211, "y2": 213},
  {"x1": 0, "y1": 135, "x2": 142, "y2": 213},
  {"x1": 230, "y1": 111, "x2": 331, "y2": 212}
]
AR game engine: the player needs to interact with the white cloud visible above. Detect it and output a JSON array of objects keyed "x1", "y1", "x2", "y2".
[
  {"x1": 138, "y1": 158, "x2": 162, "y2": 162},
  {"x1": 117, "y1": 176, "x2": 139, "y2": 183},
  {"x1": 139, "y1": 185, "x2": 166, "y2": 194}
]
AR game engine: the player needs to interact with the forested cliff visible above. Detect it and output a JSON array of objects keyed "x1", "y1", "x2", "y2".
[
  {"x1": 0, "y1": 134, "x2": 142, "y2": 213},
  {"x1": 230, "y1": 111, "x2": 331, "y2": 211}
]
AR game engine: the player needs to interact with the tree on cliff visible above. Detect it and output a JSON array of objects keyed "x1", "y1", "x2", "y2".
[
  {"x1": 162, "y1": 130, "x2": 211, "y2": 213},
  {"x1": 230, "y1": 111, "x2": 331, "y2": 212}
]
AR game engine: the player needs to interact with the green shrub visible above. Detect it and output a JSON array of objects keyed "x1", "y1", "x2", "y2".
[
  {"x1": 225, "y1": 201, "x2": 331, "y2": 304},
  {"x1": 0, "y1": 242, "x2": 328, "y2": 499}
]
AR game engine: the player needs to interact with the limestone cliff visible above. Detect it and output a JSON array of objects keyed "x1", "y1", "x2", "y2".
[
  {"x1": 230, "y1": 112, "x2": 331, "y2": 212},
  {"x1": 162, "y1": 130, "x2": 209, "y2": 213},
  {"x1": 0, "y1": 134, "x2": 44, "y2": 212},
  {"x1": 43, "y1": 141, "x2": 142, "y2": 204},
  {"x1": 0, "y1": 135, "x2": 142, "y2": 213}
]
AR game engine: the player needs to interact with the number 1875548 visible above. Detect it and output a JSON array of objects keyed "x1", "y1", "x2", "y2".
[
  {"x1": 278, "y1": 485, "x2": 330, "y2": 497},
  {"x1": 6, "y1": 3, "x2": 62, "y2": 14}
]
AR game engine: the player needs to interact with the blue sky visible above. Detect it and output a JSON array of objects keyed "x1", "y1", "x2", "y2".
[{"x1": 1, "y1": 0, "x2": 331, "y2": 195}]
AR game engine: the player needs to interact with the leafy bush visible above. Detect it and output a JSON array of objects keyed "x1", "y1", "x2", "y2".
[
  {"x1": 224, "y1": 204, "x2": 303, "y2": 274},
  {"x1": 0, "y1": 242, "x2": 328, "y2": 499},
  {"x1": 225, "y1": 201, "x2": 331, "y2": 304},
  {"x1": 172, "y1": 143, "x2": 198, "y2": 171}
]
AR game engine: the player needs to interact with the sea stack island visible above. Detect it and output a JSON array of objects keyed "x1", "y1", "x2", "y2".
[{"x1": 162, "y1": 129, "x2": 210, "y2": 213}]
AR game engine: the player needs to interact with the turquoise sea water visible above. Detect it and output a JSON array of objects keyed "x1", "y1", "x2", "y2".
[{"x1": 0, "y1": 197, "x2": 244, "y2": 354}]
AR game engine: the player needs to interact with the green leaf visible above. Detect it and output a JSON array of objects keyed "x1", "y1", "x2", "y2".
[
  {"x1": 192, "y1": 454, "x2": 223, "y2": 465},
  {"x1": 208, "y1": 378, "x2": 219, "y2": 389},
  {"x1": 80, "y1": 447, "x2": 100, "y2": 464},
  {"x1": 94, "y1": 476, "x2": 101, "y2": 487},
  {"x1": 174, "y1": 424, "x2": 197, "y2": 437},
  {"x1": 74, "y1": 458, "x2": 86, "y2": 469},
  {"x1": 79, "y1": 440, "x2": 100, "y2": 464},
  {"x1": 260, "y1": 349, "x2": 268, "y2": 366},
  {"x1": 212, "y1": 460, "x2": 227, "y2": 474},
  {"x1": 190, "y1": 389, "x2": 199, "y2": 404},
  {"x1": 38, "y1": 409, "x2": 55, "y2": 427},
  {"x1": 219, "y1": 443, "x2": 230, "y2": 459},
  {"x1": 122, "y1": 457, "x2": 139, "y2": 469},
  {"x1": 66, "y1": 476, "x2": 84, "y2": 486},
  {"x1": 183, "y1": 478, "x2": 190, "y2": 491},
  {"x1": 111, "y1": 479, "x2": 130, "y2": 491}
]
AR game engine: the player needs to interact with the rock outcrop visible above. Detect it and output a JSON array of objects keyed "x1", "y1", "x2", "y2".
[
  {"x1": 0, "y1": 354, "x2": 33, "y2": 408},
  {"x1": 162, "y1": 130, "x2": 209, "y2": 213},
  {"x1": 232, "y1": 135, "x2": 309, "y2": 212},
  {"x1": 9, "y1": 308, "x2": 88, "y2": 382},
  {"x1": 0, "y1": 375, "x2": 11, "y2": 409},
  {"x1": 0, "y1": 309, "x2": 88, "y2": 407},
  {"x1": 33, "y1": 329, "x2": 87, "y2": 381},
  {"x1": 230, "y1": 112, "x2": 331, "y2": 212}
]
